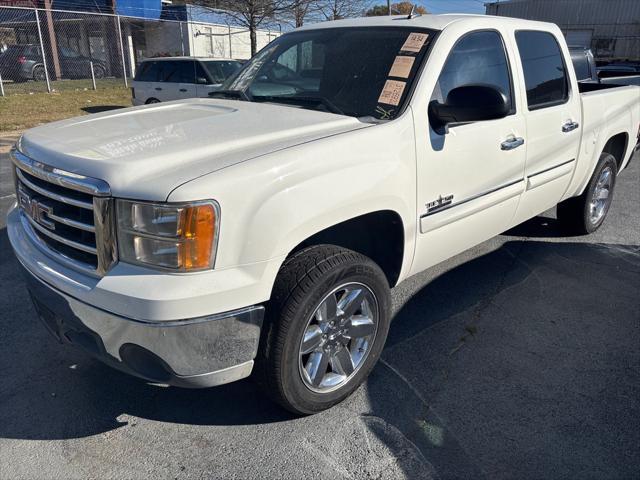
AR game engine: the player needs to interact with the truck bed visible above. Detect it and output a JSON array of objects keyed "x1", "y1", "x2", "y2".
[{"x1": 566, "y1": 82, "x2": 640, "y2": 199}]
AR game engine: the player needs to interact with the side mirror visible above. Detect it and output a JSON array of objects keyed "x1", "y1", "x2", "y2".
[
  {"x1": 196, "y1": 76, "x2": 209, "y2": 85},
  {"x1": 429, "y1": 84, "x2": 510, "y2": 131}
]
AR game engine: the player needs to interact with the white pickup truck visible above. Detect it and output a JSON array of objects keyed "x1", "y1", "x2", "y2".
[{"x1": 8, "y1": 14, "x2": 640, "y2": 414}]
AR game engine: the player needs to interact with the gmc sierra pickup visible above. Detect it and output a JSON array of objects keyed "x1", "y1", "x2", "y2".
[{"x1": 8, "y1": 14, "x2": 640, "y2": 414}]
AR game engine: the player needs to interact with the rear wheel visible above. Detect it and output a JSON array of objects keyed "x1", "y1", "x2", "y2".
[
  {"x1": 256, "y1": 245, "x2": 391, "y2": 415},
  {"x1": 32, "y1": 65, "x2": 46, "y2": 82},
  {"x1": 145, "y1": 98, "x2": 160, "y2": 104},
  {"x1": 557, "y1": 152, "x2": 617, "y2": 234},
  {"x1": 93, "y1": 64, "x2": 105, "y2": 79}
]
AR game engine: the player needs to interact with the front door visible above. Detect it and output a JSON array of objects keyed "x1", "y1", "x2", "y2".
[{"x1": 411, "y1": 29, "x2": 527, "y2": 275}]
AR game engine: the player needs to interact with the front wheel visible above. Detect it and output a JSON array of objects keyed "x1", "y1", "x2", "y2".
[
  {"x1": 557, "y1": 153, "x2": 617, "y2": 235},
  {"x1": 256, "y1": 245, "x2": 391, "y2": 415}
]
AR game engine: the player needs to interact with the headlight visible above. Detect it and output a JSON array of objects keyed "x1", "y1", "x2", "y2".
[{"x1": 116, "y1": 199, "x2": 219, "y2": 271}]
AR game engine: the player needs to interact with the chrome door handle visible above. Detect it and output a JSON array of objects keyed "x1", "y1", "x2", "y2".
[
  {"x1": 501, "y1": 136, "x2": 525, "y2": 150},
  {"x1": 562, "y1": 121, "x2": 580, "y2": 133}
]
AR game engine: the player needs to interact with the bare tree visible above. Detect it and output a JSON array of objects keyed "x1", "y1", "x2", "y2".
[
  {"x1": 191, "y1": 0, "x2": 291, "y2": 56},
  {"x1": 314, "y1": 0, "x2": 369, "y2": 21},
  {"x1": 286, "y1": 0, "x2": 317, "y2": 28}
]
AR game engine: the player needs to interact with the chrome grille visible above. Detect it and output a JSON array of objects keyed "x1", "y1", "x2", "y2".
[{"x1": 11, "y1": 148, "x2": 117, "y2": 276}]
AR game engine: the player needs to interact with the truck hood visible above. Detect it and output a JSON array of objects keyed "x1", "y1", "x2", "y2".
[{"x1": 19, "y1": 98, "x2": 369, "y2": 200}]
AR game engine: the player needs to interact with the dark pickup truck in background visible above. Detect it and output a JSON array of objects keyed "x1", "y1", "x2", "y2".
[{"x1": 569, "y1": 46, "x2": 640, "y2": 87}]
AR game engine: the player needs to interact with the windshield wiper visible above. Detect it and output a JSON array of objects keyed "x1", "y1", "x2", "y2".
[
  {"x1": 208, "y1": 89, "x2": 252, "y2": 101},
  {"x1": 253, "y1": 95, "x2": 345, "y2": 115}
]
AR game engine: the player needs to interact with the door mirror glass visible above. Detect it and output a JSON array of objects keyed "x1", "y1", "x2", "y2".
[
  {"x1": 428, "y1": 84, "x2": 510, "y2": 131},
  {"x1": 196, "y1": 76, "x2": 209, "y2": 84}
]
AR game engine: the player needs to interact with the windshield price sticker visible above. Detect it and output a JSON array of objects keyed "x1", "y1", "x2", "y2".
[
  {"x1": 378, "y1": 80, "x2": 406, "y2": 106},
  {"x1": 388, "y1": 56, "x2": 415, "y2": 78},
  {"x1": 401, "y1": 32, "x2": 429, "y2": 53}
]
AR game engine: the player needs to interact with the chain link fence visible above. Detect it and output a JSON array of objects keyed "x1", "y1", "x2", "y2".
[{"x1": 0, "y1": 5, "x2": 279, "y2": 96}]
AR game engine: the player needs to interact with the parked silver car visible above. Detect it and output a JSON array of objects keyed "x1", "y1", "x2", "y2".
[{"x1": 131, "y1": 57, "x2": 242, "y2": 105}]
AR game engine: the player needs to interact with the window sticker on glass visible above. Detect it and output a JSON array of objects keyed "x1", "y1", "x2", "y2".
[
  {"x1": 378, "y1": 79, "x2": 406, "y2": 106},
  {"x1": 401, "y1": 32, "x2": 429, "y2": 53},
  {"x1": 388, "y1": 56, "x2": 415, "y2": 78}
]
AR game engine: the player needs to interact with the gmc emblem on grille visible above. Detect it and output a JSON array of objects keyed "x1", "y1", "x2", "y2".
[{"x1": 17, "y1": 187, "x2": 55, "y2": 231}]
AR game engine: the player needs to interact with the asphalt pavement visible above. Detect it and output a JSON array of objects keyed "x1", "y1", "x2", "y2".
[{"x1": 0, "y1": 133, "x2": 638, "y2": 480}]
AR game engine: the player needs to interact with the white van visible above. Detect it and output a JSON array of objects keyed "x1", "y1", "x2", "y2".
[{"x1": 131, "y1": 57, "x2": 242, "y2": 105}]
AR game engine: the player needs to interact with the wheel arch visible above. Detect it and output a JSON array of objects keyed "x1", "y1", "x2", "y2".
[
  {"x1": 602, "y1": 132, "x2": 629, "y2": 171},
  {"x1": 31, "y1": 62, "x2": 44, "y2": 75},
  {"x1": 283, "y1": 210, "x2": 406, "y2": 289}
]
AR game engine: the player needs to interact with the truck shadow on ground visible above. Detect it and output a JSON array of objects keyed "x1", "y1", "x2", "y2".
[
  {"x1": 0, "y1": 224, "x2": 638, "y2": 479},
  {"x1": 81, "y1": 105, "x2": 126, "y2": 115}
]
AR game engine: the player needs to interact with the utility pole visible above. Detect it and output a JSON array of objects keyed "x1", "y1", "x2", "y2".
[
  {"x1": 387, "y1": 0, "x2": 391, "y2": 15},
  {"x1": 43, "y1": 0, "x2": 61, "y2": 80}
]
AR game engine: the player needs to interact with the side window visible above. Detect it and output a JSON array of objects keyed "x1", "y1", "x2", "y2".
[
  {"x1": 162, "y1": 61, "x2": 195, "y2": 83},
  {"x1": 432, "y1": 31, "x2": 513, "y2": 111},
  {"x1": 515, "y1": 31, "x2": 569, "y2": 109},
  {"x1": 135, "y1": 61, "x2": 159, "y2": 82},
  {"x1": 201, "y1": 62, "x2": 224, "y2": 83},
  {"x1": 177, "y1": 60, "x2": 196, "y2": 83}
]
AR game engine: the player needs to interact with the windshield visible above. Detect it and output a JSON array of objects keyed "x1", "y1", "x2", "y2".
[{"x1": 220, "y1": 27, "x2": 435, "y2": 120}]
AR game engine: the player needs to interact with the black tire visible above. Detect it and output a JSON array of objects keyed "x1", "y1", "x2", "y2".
[
  {"x1": 93, "y1": 65, "x2": 105, "y2": 79},
  {"x1": 557, "y1": 152, "x2": 618, "y2": 235},
  {"x1": 145, "y1": 98, "x2": 160, "y2": 104},
  {"x1": 256, "y1": 245, "x2": 391, "y2": 415},
  {"x1": 32, "y1": 65, "x2": 46, "y2": 82}
]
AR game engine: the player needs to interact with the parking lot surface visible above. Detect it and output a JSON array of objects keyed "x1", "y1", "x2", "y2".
[{"x1": 0, "y1": 133, "x2": 638, "y2": 479}]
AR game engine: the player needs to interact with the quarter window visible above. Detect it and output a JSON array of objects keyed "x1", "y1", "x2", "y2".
[
  {"x1": 135, "y1": 61, "x2": 160, "y2": 82},
  {"x1": 515, "y1": 31, "x2": 569, "y2": 109},
  {"x1": 432, "y1": 31, "x2": 513, "y2": 112}
]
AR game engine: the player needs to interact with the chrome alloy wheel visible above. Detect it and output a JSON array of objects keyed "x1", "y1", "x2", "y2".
[
  {"x1": 589, "y1": 166, "x2": 613, "y2": 225},
  {"x1": 298, "y1": 283, "x2": 378, "y2": 393}
]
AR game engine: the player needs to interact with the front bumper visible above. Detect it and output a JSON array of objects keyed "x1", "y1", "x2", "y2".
[{"x1": 22, "y1": 263, "x2": 264, "y2": 387}]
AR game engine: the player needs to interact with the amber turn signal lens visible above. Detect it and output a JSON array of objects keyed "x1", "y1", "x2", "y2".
[{"x1": 182, "y1": 203, "x2": 216, "y2": 270}]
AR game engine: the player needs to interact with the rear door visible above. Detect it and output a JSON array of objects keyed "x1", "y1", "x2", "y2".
[{"x1": 511, "y1": 30, "x2": 582, "y2": 223}]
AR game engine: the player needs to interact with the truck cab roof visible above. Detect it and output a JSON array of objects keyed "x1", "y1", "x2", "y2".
[{"x1": 296, "y1": 13, "x2": 556, "y2": 33}]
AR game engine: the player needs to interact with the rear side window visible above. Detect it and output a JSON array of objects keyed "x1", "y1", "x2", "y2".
[
  {"x1": 432, "y1": 30, "x2": 514, "y2": 112},
  {"x1": 135, "y1": 61, "x2": 160, "y2": 82},
  {"x1": 516, "y1": 31, "x2": 569, "y2": 109}
]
